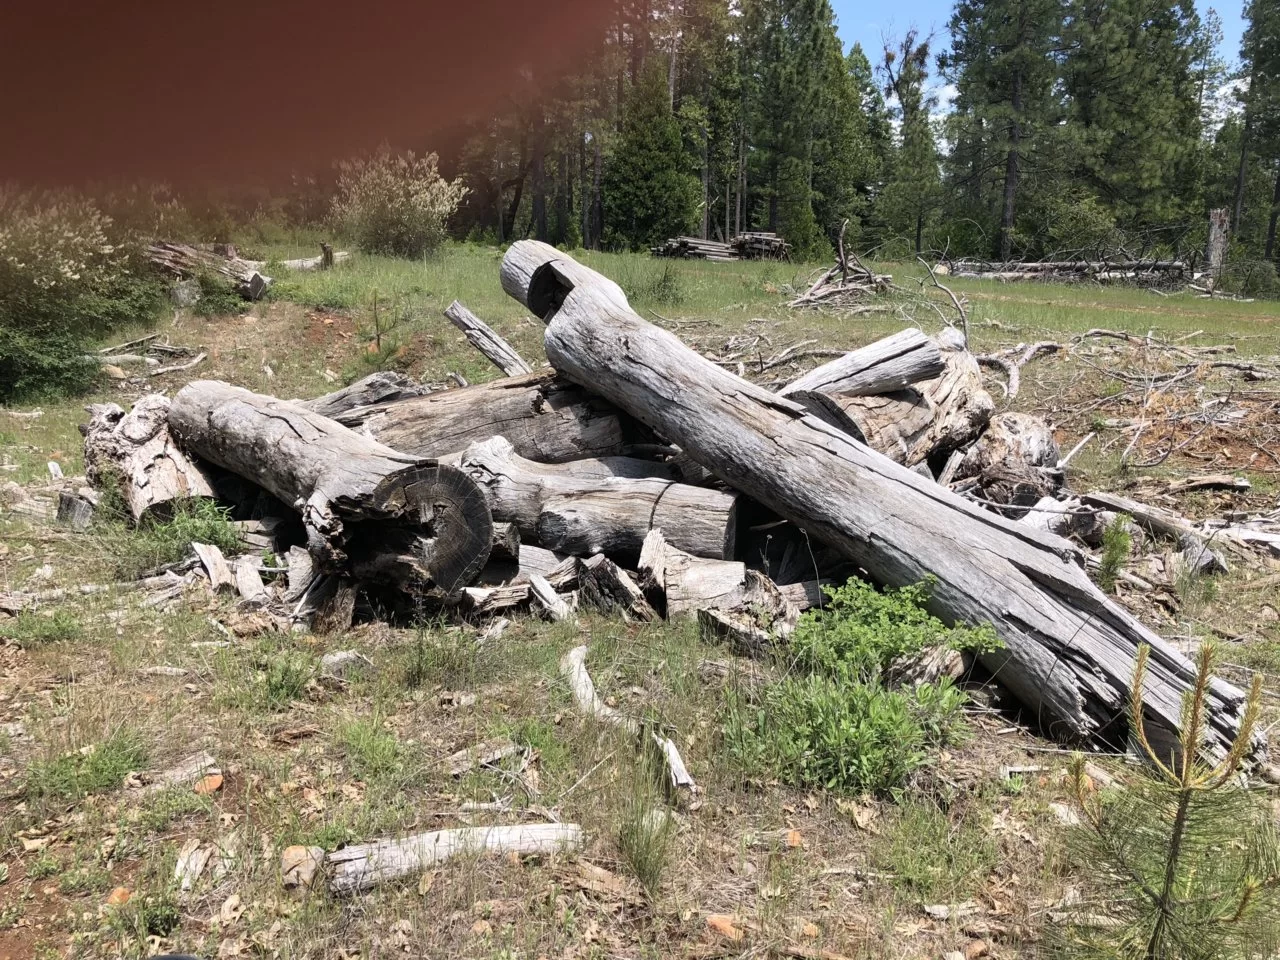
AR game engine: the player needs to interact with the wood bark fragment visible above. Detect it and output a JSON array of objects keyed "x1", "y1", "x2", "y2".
[
  {"x1": 501, "y1": 240, "x2": 1254, "y2": 760},
  {"x1": 301, "y1": 372, "x2": 430, "y2": 419},
  {"x1": 193, "y1": 543, "x2": 235, "y2": 593},
  {"x1": 234, "y1": 556, "x2": 268, "y2": 607},
  {"x1": 444, "y1": 300, "x2": 534, "y2": 376},
  {"x1": 83, "y1": 395, "x2": 217, "y2": 522},
  {"x1": 528, "y1": 572, "x2": 573, "y2": 621},
  {"x1": 336, "y1": 370, "x2": 625, "y2": 463},
  {"x1": 328, "y1": 824, "x2": 583, "y2": 894},
  {"x1": 954, "y1": 412, "x2": 1061, "y2": 514},
  {"x1": 446, "y1": 738, "x2": 523, "y2": 777},
  {"x1": 578, "y1": 555, "x2": 658, "y2": 621},
  {"x1": 169, "y1": 381, "x2": 493, "y2": 599}
]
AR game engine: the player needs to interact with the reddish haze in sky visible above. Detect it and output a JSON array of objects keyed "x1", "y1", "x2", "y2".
[{"x1": 0, "y1": 1, "x2": 612, "y2": 186}]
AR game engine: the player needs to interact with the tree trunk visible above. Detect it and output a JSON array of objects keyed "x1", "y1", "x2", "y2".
[
  {"x1": 335, "y1": 370, "x2": 626, "y2": 463},
  {"x1": 999, "y1": 114, "x2": 1021, "y2": 262},
  {"x1": 83, "y1": 395, "x2": 217, "y2": 522},
  {"x1": 783, "y1": 329, "x2": 994, "y2": 467},
  {"x1": 1266, "y1": 168, "x2": 1280, "y2": 262},
  {"x1": 168, "y1": 381, "x2": 493, "y2": 599},
  {"x1": 1204, "y1": 207, "x2": 1230, "y2": 285},
  {"x1": 499, "y1": 241, "x2": 1254, "y2": 760},
  {"x1": 146, "y1": 242, "x2": 271, "y2": 300},
  {"x1": 443, "y1": 300, "x2": 534, "y2": 377},
  {"x1": 461, "y1": 436, "x2": 736, "y2": 562}
]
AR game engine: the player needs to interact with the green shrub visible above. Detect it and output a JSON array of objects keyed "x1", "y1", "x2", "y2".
[
  {"x1": 722, "y1": 577, "x2": 996, "y2": 795},
  {"x1": 331, "y1": 147, "x2": 466, "y2": 258},
  {"x1": 26, "y1": 730, "x2": 147, "y2": 799},
  {"x1": 193, "y1": 273, "x2": 244, "y2": 318},
  {"x1": 0, "y1": 190, "x2": 163, "y2": 402},
  {"x1": 790, "y1": 578, "x2": 999, "y2": 683}
]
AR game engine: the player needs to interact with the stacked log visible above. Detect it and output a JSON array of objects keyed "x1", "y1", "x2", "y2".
[
  {"x1": 730, "y1": 232, "x2": 792, "y2": 261},
  {"x1": 651, "y1": 237, "x2": 739, "y2": 262}
]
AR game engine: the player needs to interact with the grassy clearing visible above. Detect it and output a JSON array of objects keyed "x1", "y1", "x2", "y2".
[{"x1": 0, "y1": 241, "x2": 1277, "y2": 959}]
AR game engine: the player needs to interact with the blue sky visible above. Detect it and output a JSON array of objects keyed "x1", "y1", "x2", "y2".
[{"x1": 829, "y1": 0, "x2": 1247, "y2": 69}]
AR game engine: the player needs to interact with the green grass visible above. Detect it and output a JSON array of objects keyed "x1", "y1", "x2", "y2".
[
  {"x1": 0, "y1": 609, "x2": 83, "y2": 646},
  {"x1": 25, "y1": 729, "x2": 148, "y2": 799},
  {"x1": 874, "y1": 798, "x2": 999, "y2": 903},
  {"x1": 338, "y1": 715, "x2": 403, "y2": 782},
  {"x1": 99, "y1": 496, "x2": 242, "y2": 579}
]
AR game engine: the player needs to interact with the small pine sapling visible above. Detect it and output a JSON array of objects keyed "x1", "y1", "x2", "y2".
[
  {"x1": 1096, "y1": 513, "x2": 1132, "y2": 593},
  {"x1": 1053, "y1": 643, "x2": 1279, "y2": 960}
]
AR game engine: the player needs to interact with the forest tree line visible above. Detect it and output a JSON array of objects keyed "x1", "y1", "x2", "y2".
[{"x1": 433, "y1": 0, "x2": 1280, "y2": 283}]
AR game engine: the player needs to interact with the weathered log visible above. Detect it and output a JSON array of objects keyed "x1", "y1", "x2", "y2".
[
  {"x1": 528, "y1": 572, "x2": 573, "y2": 621},
  {"x1": 954, "y1": 412, "x2": 1062, "y2": 514},
  {"x1": 490, "y1": 522, "x2": 521, "y2": 563},
  {"x1": 445, "y1": 300, "x2": 534, "y2": 377},
  {"x1": 83, "y1": 395, "x2": 218, "y2": 523},
  {"x1": 328, "y1": 824, "x2": 583, "y2": 895},
  {"x1": 785, "y1": 329, "x2": 994, "y2": 467},
  {"x1": 462, "y1": 582, "x2": 531, "y2": 614},
  {"x1": 146, "y1": 242, "x2": 271, "y2": 300},
  {"x1": 56, "y1": 490, "x2": 95, "y2": 531},
  {"x1": 169, "y1": 381, "x2": 492, "y2": 599},
  {"x1": 193, "y1": 542, "x2": 235, "y2": 592},
  {"x1": 461, "y1": 436, "x2": 736, "y2": 561},
  {"x1": 578, "y1": 555, "x2": 658, "y2": 621},
  {"x1": 501, "y1": 240, "x2": 1254, "y2": 759},
  {"x1": 301, "y1": 372, "x2": 430, "y2": 419},
  {"x1": 336, "y1": 370, "x2": 625, "y2": 463},
  {"x1": 778, "y1": 328, "x2": 944, "y2": 398}
]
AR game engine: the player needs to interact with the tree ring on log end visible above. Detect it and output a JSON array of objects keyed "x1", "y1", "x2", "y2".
[{"x1": 347, "y1": 463, "x2": 493, "y2": 600}]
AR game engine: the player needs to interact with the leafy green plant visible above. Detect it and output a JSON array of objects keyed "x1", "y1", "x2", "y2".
[
  {"x1": 1051, "y1": 644, "x2": 1279, "y2": 960},
  {"x1": 332, "y1": 147, "x2": 466, "y2": 258},
  {"x1": 1096, "y1": 513, "x2": 1132, "y2": 592},
  {"x1": 253, "y1": 651, "x2": 314, "y2": 710},
  {"x1": 193, "y1": 272, "x2": 244, "y2": 317},
  {"x1": 0, "y1": 609, "x2": 83, "y2": 647},
  {"x1": 347, "y1": 288, "x2": 413, "y2": 377},
  {"x1": 722, "y1": 577, "x2": 995, "y2": 795},
  {"x1": 875, "y1": 798, "x2": 998, "y2": 902},
  {"x1": 25, "y1": 730, "x2": 148, "y2": 799},
  {"x1": 338, "y1": 716, "x2": 402, "y2": 782}
]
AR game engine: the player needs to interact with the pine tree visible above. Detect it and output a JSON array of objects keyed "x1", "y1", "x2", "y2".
[
  {"x1": 940, "y1": 0, "x2": 1063, "y2": 260},
  {"x1": 602, "y1": 60, "x2": 700, "y2": 249},
  {"x1": 880, "y1": 30, "x2": 943, "y2": 254},
  {"x1": 1236, "y1": 0, "x2": 1280, "y2": 259}
]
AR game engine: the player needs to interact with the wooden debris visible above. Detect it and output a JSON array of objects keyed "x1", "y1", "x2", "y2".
[
  {"x1": 444, "y1": 300, "x2": 534, "y2": 376},
  {"x1": 527, "y1": 572, "x2": 573, "y2": 621},
  {"x1": 234, "y1": 556, "x2": 268, "y2": 606},
  {"x1": 328, "y1": 824, "x2": 583, "y2": 894},
  {"x1": 446, "y1": 738, "x2": 522, "y2": 777},
  {"x1": 301, "y1": 371, "x2": 430, "y2": 419},
  {"x1": 501, "y1": 240, "x2": 1255, "y2": 759},
  {"x1": 578, "y1": 555, "x2": 658, "y2": 621},
  {"x1": 193, "y1": 543, "x2": 235, "y2": 593},
  {"x1": 147, "y1": 241, "x2": 272, "y2": 300},
  {"x1": 138, "y1": 751, "x2": 219, "y2": 795},
  {"x1": 778, "y1": 328, "x2": 944, "y2": 399}
]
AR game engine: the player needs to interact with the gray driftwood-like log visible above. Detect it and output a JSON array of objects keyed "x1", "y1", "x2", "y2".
[
  {"x1": 328, "y1": 824, "x2": 583, "y2": 895},
  {"x1": 301, "y1": 372, "x2": 430, "y2": 419},
  {"x1": 462, "y1": 436, "x2": 737, "y2": 562},
  {"x1": 169, "y1": 381, "x2": 493, "y2": 599},
  {"x1": 445, "y1": 300, "x2": 534, "y2": 377},
  {"x1": 146, "y1": 242, "x2": 271, "y2": 300},
  {"x1": 501, "y1": 240, "x2": 1254, "y2": 760},
  {"x1": 579, "y1": 555, "x2": 658, "y2": 621},
  {"x1": 784, "y1": 329, "x2": 995, "y2": 467},
  {"x1": 83, "y1": 395, "x2": 218, "y2": 522},
  {"x1": 778, "y1": 328, "x2": 944, "y2": 398},
  {"x1": 336, "y1": 370, "x2": 624, "y2": 463}
]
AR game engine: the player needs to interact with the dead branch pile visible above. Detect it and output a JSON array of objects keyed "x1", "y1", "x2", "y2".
[
  {"x1": 788, "y1": 240, "x2": 891, "y2": 309},
  {"x1": 56, "y1": 262, "x2": 1264, "y2": 765}
]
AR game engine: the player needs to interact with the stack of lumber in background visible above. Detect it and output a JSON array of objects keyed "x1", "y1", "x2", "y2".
[{"x1": 950, "y1": 258, "x2": 1188, "y2": 286}]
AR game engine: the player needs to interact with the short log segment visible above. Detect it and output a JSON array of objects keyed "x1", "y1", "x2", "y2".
[
  {"x1": 461, "y1": 436, "x2": 737, "y2": 561},
  {"x1": 444, "y1": 300, "x2": 534, "y2": 377},
  {"x1": 778, "y1": 328, "x2": 944, "y2": 398},
  {"x1": 336, "y1": 370, "x2": 625, "y2": 463},
  {"x1": 169, "y1": 381, "x2": 492, "y2": 598},
  {"x1": 501, "y1": 240, "x2": 1254, "y2": 760},
  {"x1": 954, "y1": 412, "x2": 1061, "y2": 513},
  {"x1": 784, "y1": 329, "x2": 995, "y2": 467},
  {"x1": 301, "y1": 372, "x2": 430, "y2": 419},
  {"x1": 83, "y1": 395, "x2": 217, "y2": 522}
]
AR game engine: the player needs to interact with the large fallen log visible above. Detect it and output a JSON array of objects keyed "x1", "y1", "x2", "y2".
[
  {"x1": 784, "y1": 328, "x2": 994, "y2": 467},
  {"x1": 501, "y1": 240, "x2": 1254, "y2": 760},
  {"x1": 778, "y1": 328, "x2": 944, "y2": 398},
  {"x1": 301, "y1": 372, "x2": 430, "y2": 419},
  {"x1": 83, "y1": 395, "x2": 218, "y2": 522},
  {"x1": 335, "y1": 370, "x2": 625, "y2": 463},
  {"x1": 461, "y1": 436, "x2": 737, "y2": 561},
  {"x1": 169, "y1": 381, "x2": 492, "y2": 599},
  {"x1": 146, "y1": 242, "x2": 272, "y2": 300}
]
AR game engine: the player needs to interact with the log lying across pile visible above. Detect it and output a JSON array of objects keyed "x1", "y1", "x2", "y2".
[{"x1": 77, "y1": 253, "x2": 1256, "y2": 763}]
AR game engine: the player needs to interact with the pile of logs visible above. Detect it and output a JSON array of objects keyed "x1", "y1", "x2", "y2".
[
  {"x1": 651, "y1": 232, "x2": 792, "y2": 262},
  {"x1": 949, "y1": 259, "x2": 1189, "y2": 287},
  {"x1": 77, "y1": 242, "x2": 1259, "y2": 764},
  {"x1": 651, "y1": 237, "x2": 740, "y2": 262}
]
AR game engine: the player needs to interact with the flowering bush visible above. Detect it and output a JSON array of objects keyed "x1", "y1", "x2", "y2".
[
  {"x1": 331, "y1": 147, "x2": 466, "y2": 258},
  {"x1": 0, "y1": 190, "x2": 162, "y2": 401}
]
